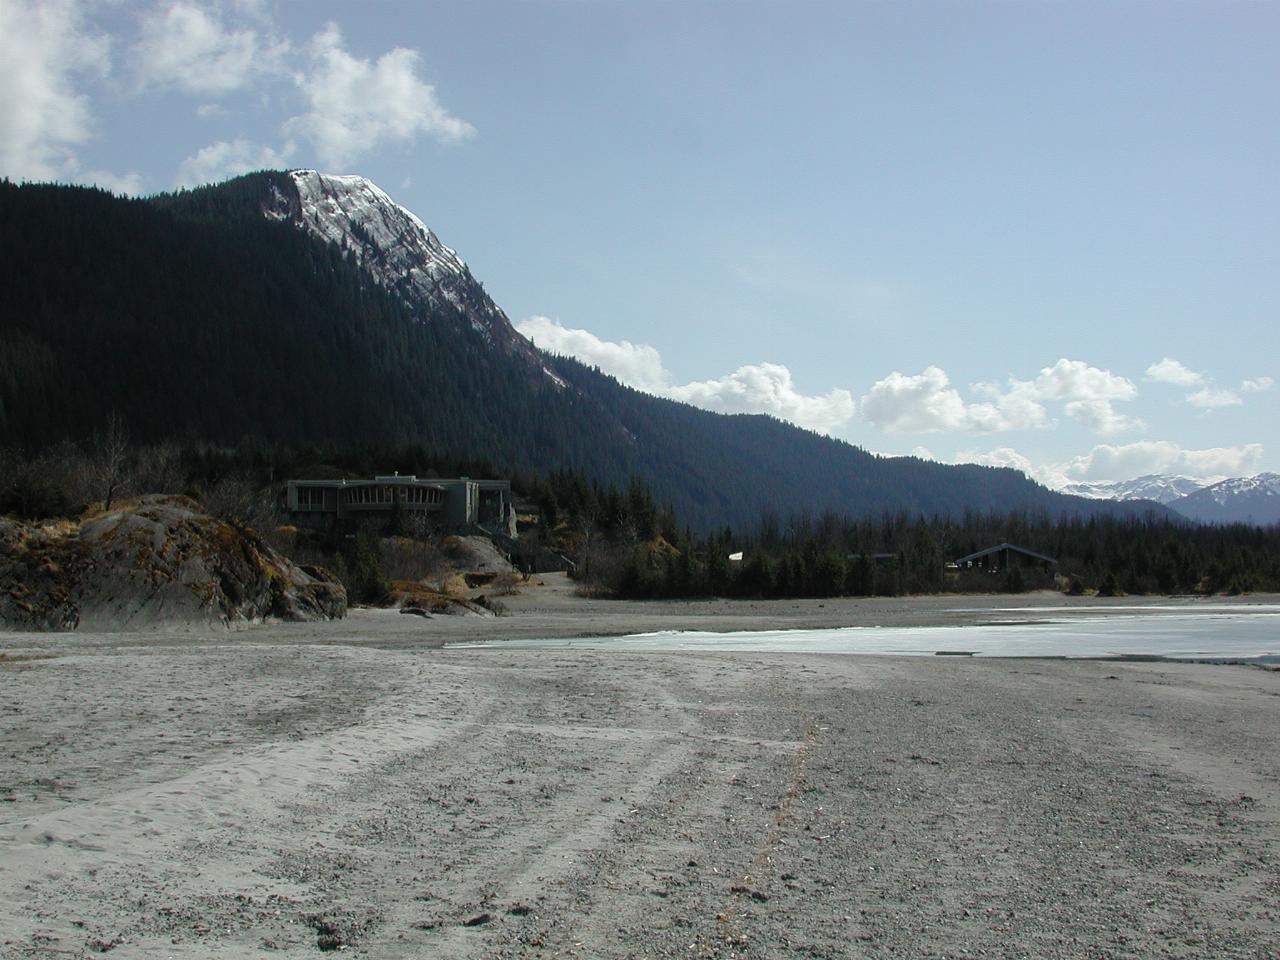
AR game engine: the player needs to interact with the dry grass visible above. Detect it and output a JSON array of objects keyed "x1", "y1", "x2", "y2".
[
  {"x1": 0, "y1": 653, "x2": 58, "y2": 669},
  {"x1": 489, "y1": 571, "x2": 521, "y2": 596}
]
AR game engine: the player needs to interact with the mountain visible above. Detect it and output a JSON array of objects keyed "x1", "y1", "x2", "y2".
[
  {"x1": 1057, "y1": 472, "x2": 1280, "y2": 526},
  {"x1": 0, "y1": 173, "x2": 1168, "y2": 531},
  {"x1": 264, "y1": 170, "x2": 542, "y2": 365},
  {"x1": 1167, "y1": 474, "x2": 1280, "y2": 525},
  {"x1": 1059, "y1": 474, "x2": 1211, "y2": 504}
]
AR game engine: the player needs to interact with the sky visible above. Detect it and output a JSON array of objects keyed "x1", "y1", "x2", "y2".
[{"x1": 2, "y1": 0, "x2": 1276, "y2": 488}]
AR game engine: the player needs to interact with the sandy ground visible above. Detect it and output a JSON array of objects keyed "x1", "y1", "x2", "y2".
[{"x1": 2, "y1": 582, "x2": 1279, "y2": 958}]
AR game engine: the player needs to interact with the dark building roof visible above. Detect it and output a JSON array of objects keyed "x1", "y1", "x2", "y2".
[{"x1": 953, "y1": 542, "x2": 1058, "y2": 566}]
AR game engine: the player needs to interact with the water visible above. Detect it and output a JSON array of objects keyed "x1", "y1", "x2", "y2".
[{"x1": 472, "y1": 605, "x2": 1280, "y2": 659}]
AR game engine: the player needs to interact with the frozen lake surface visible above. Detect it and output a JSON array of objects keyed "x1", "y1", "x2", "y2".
[{"x1": 477, "y1": 604, "x2": 1280, "y2": 659}]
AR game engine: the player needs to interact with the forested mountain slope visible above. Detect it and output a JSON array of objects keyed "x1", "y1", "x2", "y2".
[{"x1": 0, "y1": 176, "x2": 1163, "y2": 531}]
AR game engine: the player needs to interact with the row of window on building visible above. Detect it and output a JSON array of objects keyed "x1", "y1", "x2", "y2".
[{"x1": 296, "y1": 485, "x2": 445, "y2": 508}]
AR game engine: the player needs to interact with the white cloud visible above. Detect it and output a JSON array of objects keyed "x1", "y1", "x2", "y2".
[
  {"x1": 517, "y1": 315, "x2": 668, "y2": 393},
  {"x1": 514, "y1": 316, "x2": 855, "y2": 434},
  {"x1": 132, "y1": 2, "x2": 284, "y2": 95},
  {"x1": 1062, "y1": 441, "x2": 1262, "y2": 482},
  {"x1": 1034, "y1": 358, "x2": 1137, "y2": 403},
  {"x1": 952, "y1": 447, "x2": 1065, "y2": 487},
  {"x1": 1147, "y1": 358, "x2": 1268, "y2": 410},
  {"x1": 967, "y1": 379, "x2": 1049, "y2": 432},
  {"x1": 969, "y1": 442, "x2": 1260, "y2": 486},
  {"x1": 0, "y1": 0, "x2": 109, "y2": 181},
  {"x1": 668, "y1": 364, "x2": 855, "y2": 435},
  {"x1": 175, "y1": 138, "x2": 293, "y2": 187},
  {"x1": 1061, "y1": 398, "x2": 1144, "y2": 434},
  {"x1": 285, "y1": 23, "x2": 474, "y2": 169},
  {"x1": 1032, "y1": 358, "x2": 1141, "y2": 434},
  {"x1": 860, "y1": 358, "x2": 1139, "y2": 435},
  {"x1": 859, "y1": 366, "x2": 971, "y2": 433},
  {"x1": 1145, "y1": 357, "x2": 1204, "y2": 387},
  {"x1": 953, "y1": 441, "x2": 1264, "y2": 488},
  {"x1": 1186, "y1": 387, "x2": 1243, "y2": 409},
  {"x1": 858, "y1": 367, "x2": 1048, "y2": 434},
  {"x1": 81, "y1": 168, "x2": 144, "y2": 196}
]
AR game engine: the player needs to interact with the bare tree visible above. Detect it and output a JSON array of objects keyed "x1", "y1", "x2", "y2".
[
  {"x1": 202, "y1": 474, "x2": 279, "y2": 532},
  {"x1": 93, "y1": 413, "x2": 130, "y2": 511},
  {"x1": 133, "y1": 442, "x2": 185, "y2": 495}
]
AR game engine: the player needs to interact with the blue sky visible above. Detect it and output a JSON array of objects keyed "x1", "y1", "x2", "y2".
[{"x1": 2, "y1": 0, "x2": 1275, "y2": 486}]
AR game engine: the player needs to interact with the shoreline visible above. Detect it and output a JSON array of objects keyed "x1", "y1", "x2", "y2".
[{"x1": 3, "y1": 575, "x2": 1279, "y2": 653}]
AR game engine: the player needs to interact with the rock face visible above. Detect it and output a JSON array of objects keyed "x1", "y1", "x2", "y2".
[{"x1": 0, "y1": 496, "x2": 346, "y2": 631}]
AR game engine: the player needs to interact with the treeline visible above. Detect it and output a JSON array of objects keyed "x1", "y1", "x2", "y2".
[
  {"x1": 4, "y1": 433, "x2": 1279, "y2": 599},
  {"x1": 565, "y1": 503, "x2": 1280, "y2": 599}
]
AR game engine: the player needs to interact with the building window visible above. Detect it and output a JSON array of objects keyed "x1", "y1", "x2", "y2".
[
  {"x1": 297, "y1": 487, "x2": 325, "y2": 508},
  {"x1": 406, "y1": 486, "x2": 443, "y2": 505}
]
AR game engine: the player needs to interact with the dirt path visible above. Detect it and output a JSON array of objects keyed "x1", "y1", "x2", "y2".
[{"x1": 2, "y1": 635, "x2": 1278, "y2": 958}]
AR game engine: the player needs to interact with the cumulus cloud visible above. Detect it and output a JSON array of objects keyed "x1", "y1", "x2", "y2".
[
  {"x1": 951, "y1": 447, "x2": 1065, "y2": 487},
  {"x1": 1032, "y1": 359, "x2": 1141, "y2": 433},
  {"x1": 81, "y1": 168, "x2": 144, "y2": 195},
  {"x1": 871, "y1": 372, "x2": 1050, "y2": 435},
  {"x1": 955, "y1": 441, "x2": 1264, "y2": 488},
  {"x1": 514, "y1": 316, "x2": 855, "y2": 434},
  {"x1": 668, "y1": 364, "x2": 856, "y2": 435},
  {"x1": 1145, "y1": 357, "x2": 1204, "y2": 387},
  {"x1": 1186, "y1": 387, "x2": 1243, "y2": 409},
  {"x1": 1061, "y1": 441, "x2": 1262, "y2": 482},
  {"x1": 859, "y1": 366, "x2": 971, "y2": 433},
  {"x1": 1061, "y1": 398, "x2": 1144, "y2": 434},
  {"x1": 175, "y1": 137, "x2": 294, "y2": 187},
  {"x1": 0, "y1": 0, "x2": 109, "y2": 181},
  {"x1": 860, "y1": 358, "x2": 1139, "y2": 435},
  {"x1": 1034, "y1": 358, "x2": 1137, "y2": 403},
  {"x1": 132, "y1": 2, "x2": 285, "y2": 94},
  {"x1": 3, "y1": 3, "x2": 475, "y2": 188},
  {"x1": 285, "y1": 23, "x2": 474, "y2": 169},
  {"x1": 1147, "y1": 358, "x2": 1269, "y2": 410},
  {"x1": 517, "y1": 316, "x2": 667, "y2": 393}
]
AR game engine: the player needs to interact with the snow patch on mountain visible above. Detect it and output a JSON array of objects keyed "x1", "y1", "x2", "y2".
[
  {"x1": 1196, "y1": 473, "x2": 1280, "y2": 507},
  {"x1": 1203, "y1": 473, "x2": 1274, "y2": 504}
]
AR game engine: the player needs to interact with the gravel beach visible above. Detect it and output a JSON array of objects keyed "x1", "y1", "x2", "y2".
[{"x1": 2, "y1": 582, "x2": 1278, "y2": 958}]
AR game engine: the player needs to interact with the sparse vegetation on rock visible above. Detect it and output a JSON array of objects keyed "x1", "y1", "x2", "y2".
[{"x1": 0, "y1": 495, "x2": 345, "y2": 631}]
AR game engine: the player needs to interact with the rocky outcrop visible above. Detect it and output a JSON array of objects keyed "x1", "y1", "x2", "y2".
[{"x1": 0, "y1": 496, "x2": 346, "y2": 631}]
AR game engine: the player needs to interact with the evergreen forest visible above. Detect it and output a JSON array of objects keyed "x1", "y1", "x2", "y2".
[{"x1": 1, "y1": 177, "x2": 1165, "y2": 534}]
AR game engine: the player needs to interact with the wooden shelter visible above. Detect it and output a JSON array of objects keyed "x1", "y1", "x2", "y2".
[{"x1": 952, "y1": 542, "x2": 1057, "y2": 574}]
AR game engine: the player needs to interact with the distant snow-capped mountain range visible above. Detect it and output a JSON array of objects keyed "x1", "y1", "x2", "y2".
[
  {"x1": 1060, "y1": 474, "x2": 1213, "y2": 504},
  {"x1": 1061, "y1": 473, "x2": 1280, "y2": 525}
]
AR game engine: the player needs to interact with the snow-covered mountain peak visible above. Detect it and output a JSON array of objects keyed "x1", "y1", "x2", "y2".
[
  {"x1": 273, "y1": 169, "x2": 469, "y2": 286},
  {"x1": 261, "y1": 169, "x2": 539, "y2": 361},
  {"x1": 1199, "y1": 472, "x2": 1280, "y2": 506},
  {"x1": 1166, "y1": 473, "x2": 1280, "y2": 525}
]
